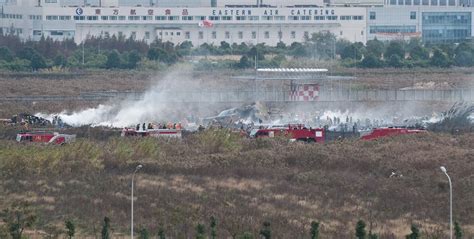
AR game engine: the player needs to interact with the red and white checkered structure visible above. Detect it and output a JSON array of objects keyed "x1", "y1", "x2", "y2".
[{"x1": 289, "y1": 84, "x2": 320, "y2": 101}]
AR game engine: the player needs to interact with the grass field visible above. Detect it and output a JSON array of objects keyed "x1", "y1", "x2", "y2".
[{"x1": 0, "y1": 129, "x2": 473, "y2": 238}]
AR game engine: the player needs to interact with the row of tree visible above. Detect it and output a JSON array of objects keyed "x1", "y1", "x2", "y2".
[
  {"x1": 0, "y1": 202, "x2": 466, "y2": 239},
  {"x1": 1, "y1": 33, "x2": 473, "y2": 71}
]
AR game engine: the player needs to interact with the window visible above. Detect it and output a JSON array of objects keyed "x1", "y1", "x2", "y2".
[
  {"x1": 109, "y1": 16, "x2": 117, "y2": 20},
  {"x1": 46, "y1": 15, "x2": 58, "y2": 20},
  {"x1": 185, "y1": 32, "x2": 190, "y2": 39},
  {"x1": 249, "y1": 16, "x2": 259, "y2": 21},
  {"x1": 252, "y1": 31, "x2": 257, "y2": 39},
  {"x1": 101, "y1": 16, "x2": 108, "y2": 20},
  {"x1": 315, "y1": 16, "x2": 325, "y2": 20},
  {"x1": 353, "y1": 16, "x2": 363, "y2": 20},
  {"x1": 275, "y1": 16, "x2": 285, "y2": 21},
  {"x1": 182, "y1": 16, "x2": 193, "y2": 20},
  {"x1": 262, "y1": 16, "x2": 273, "y2": 20},
  {"x1": 118, "y1": 16, "x2": 126, "y2": 20},
  {"x1": 340, "y1": 16, "x2": 351, "y2": 20},
  {"x1": 222, "y1": 16, "x2": 232, "y2": 20},
  {"x1": 142, "y1": 16, "x2": 152, "y2": 21},
  {"x1": 236, "y1": 16, "x2": 246, "y2": 20},
  {"x1": 87, "y1": 16, "x2": 98, "y2": 20},
  {"x1": 145, "y1": 32, "x2": 150, "y2": 39},
  {"x1": 291, "y1": 31, "x2": 296, "y2": 39},
  {"x1": 238, "y1": 31, "x2": 243, "y2": 39},
  {"x1": 74, "y1": 16, "x2": 85, "y2": 20},
  {"x1": 289, "y1": 16, "x2": 299, "y2": 20},
  {"x1": 398, "y1": 0, "x2": 404, "y2": 5},
  {"x1": 301, "y1": 16, "x2": 311, "y2": 20},
  {"x1": 168, "y1": 16, "x2": 178, "y2": 20},
  {"x1": 197, "y1": 16, "x2": 206, "y2": 20},
  {"x1": 405, "y1": 0, "x2": 412, "y2": 4},
  {"x1": 422, "y1": 0, "x2": 429, "y2": 5},
  {"x1": 264, "y1": 31, "x2": 269, "y2": 39},
  {"x1": 225, "y1": 31, "x2": 230, "y2": 39},
  {"x1": 439, "y1": 0, "x2": 447, "y2": 4},
  {"x1": 209, "y1": 16, "x2": 220, "y2": 20},
  {"x1": 361, "y1": 30, "x2": 364, "y2": 35},
  {"x1": 155, "y1": 16, "x2": 166, "y2": 20},
  {"x1": 128, "y1": 16, "x2": 140, "y2": 20},
  {"x1": 414, "y1": 0, "x2": 420, "y2": 4},
  {"x1": 369, "y1": 12, "x2": 376, "y2": 20},
  {"x1": 326, "y1": 16, "x2": 337, "y2": 20},
  {"x1": 431, "y1": 0, "x2": 438, "y2": 5},
  {"x1": 212, "y1": 31, "x2": 216, "y2": 39},
  {"x1": 410, "y1": 12, "x2": 417, "y2": 20},
  {"x1": 199, "y1": 31, "x2": 203, "y2": 39}
]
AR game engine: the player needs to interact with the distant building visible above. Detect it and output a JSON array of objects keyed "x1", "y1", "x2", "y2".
[{"x1": 0, "y1": 0, "x2": 473, "y2": 45}]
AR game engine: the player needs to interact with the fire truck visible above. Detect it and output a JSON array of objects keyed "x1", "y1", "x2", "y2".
[
  {"x1": 16, "y1": 132, "x2": 76, "y2": 145},
  {"x1": 121, "y1": 128, "x2": 182, "y2": 138},
  {"x1": 250, "y1": 124, "x2": 325, "y2": 142},
  {"x1": 360, "y1": 127, "x2": 427, "y2": 140}
]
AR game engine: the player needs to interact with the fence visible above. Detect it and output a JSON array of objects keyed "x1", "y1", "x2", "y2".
[{"x1": 1, "y1": 89, "x2": 473, "y2": 103}]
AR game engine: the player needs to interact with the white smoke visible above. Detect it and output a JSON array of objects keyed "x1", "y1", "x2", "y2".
[{"x1": 36, "y1": 66, "x2": 202, "y2": 127}]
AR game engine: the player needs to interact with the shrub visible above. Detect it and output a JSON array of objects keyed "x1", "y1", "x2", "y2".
[{"x1": 355, "y1": 220, "x2": 367, "y2": 239}]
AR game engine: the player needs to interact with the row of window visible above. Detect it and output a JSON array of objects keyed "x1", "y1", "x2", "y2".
[
  {"x1": 390, "y1": 0, "x2": 456, "y2": 6},
  {"x1": 369, "y1": 25, "x2": 417, "y2": 33},
  {"x1": 29, "y1": 15, "x2": 42, "y2": 20},
  {"x1": 0, "y1": 14, "x2": 23, "y2": 19},
  {"x1": 44, "y1": 14, "x2": 364, "y2": 22},
  {"x1": 369, "y1": 11, "x2": 417, "y2": 20}
]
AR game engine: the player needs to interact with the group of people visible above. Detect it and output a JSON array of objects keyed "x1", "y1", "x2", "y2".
[{"x1": 135, "y1": 122, "x2": 183, "y2": 131}]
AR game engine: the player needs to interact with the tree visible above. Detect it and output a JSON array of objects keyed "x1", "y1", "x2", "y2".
[
  {"x1": 409, "y1": 45, "x2": 429, "y2": 60},
  {"x1": 0, "y1": 46, "x2": 14, "y2": 61},
  {"x1": 210, "y1": 216, "x2": 217, "y2": 239},
  {"x1": 388, "y1": 54, "x2": 403, "y2": 68},
  {"x1": 454, "y1": 221, "x2": 463, "y2": 239},
  {"x1": 366, "y1": 38, "x2": 384, "y2": 58},
  {"x1": 219, "y1": 41, "x2": 231, "y2": 50},
  {"x1": 101, "y1": 217, "x2": 111, "y2": 239},
  {"x1": 430, "y1": 48, "x2": 452, "y2": 67},
  {"x1": 360, "y1": 54, "x2": 384, "y2": 68},
  {"x1": 310, "y1": 221, "x2": 319, "y2": 239},
  {"x1": 290, "y1": 42, "x2": 309, "y2": 58},
  {"x1": 368, "y1": 233, "x2": 379, "y2": 239},
  {"x1": 0, "y1": 202, "x2": 37, "y2": 239},
  {"x1": 65, "y1": 219, "x2": 75, "y2": 239},
  {"x1": 237, "y1": 55, "x2": 252, "y2": 68},
  {"x1": 306, "y1": 32, "x2": 336, "y2": 60},
  {"x1": 259, "y1": 221, "x2": 271, "y2": 239},
  {"x1": 355, "y1": 220, "x2": 367, "y2": 239},
  {"x1": 341, "y1": 42, "x2": 364, "y2": 60},
  {"x1": 126, "y1": 50, "x2": 141, "y2": 68},
  {"x1": 276, "y1": 41, "x2": 286, "y2": 50},
  {"x1": 30, "y1": 50, "x2": 47, "y2": 70},
  {"x1": 158, "y1": 227, "x2": 166, "y2": 239},
  {"x1": 237, "y1": 232, "x2": 254, "y2": 239},
  {"x1": 385, "y1": 41, "x2": 405, "y2": 59},
  {"x1": 336, "y1": 39, "x2": 351, "y2": 57},
  {"x1": 247, "y1": 46, "x2": 265, "y2": 61},
  {"x1": 196, "y1": 223, "x2": 206, "y2": 239},
  {"x1": 454, "y1": 51, "x2": 474, "y2": 67},
  {"x1": 54, "y1": 54, "x2": 68, "y2": 67},
  {"x1": 139, "y1": 228, "x2": 149, "y2": 239},
  {"x1": 405, "y1": 224, "x2": 420, "y2": 239},
  {"x1": 106, "y1": 50, "x2": 121, "y2": 69}
]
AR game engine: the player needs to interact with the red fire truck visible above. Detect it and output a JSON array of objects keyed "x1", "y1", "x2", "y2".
[
  {"x1": 121, "y1": 128, "x2": 182, "y2": 138},
  {"x1": 360, "y1": 127, "x2": 426, "y2": 140},
  {"x1": 250, "y1": 124, "x2": 325, "y2": 142},
  {"x1": 16, "y1": 132, "x2": 76, "y2": 145}
]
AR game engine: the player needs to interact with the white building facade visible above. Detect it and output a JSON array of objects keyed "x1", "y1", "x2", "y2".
[{"x1": 0, "y1": 0, "x2": 473, "y2": 45}]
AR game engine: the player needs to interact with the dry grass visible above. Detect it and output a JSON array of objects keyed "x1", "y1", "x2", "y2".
[{"x1": 0, "y1": 132, "x2": 473, "y2": 238}]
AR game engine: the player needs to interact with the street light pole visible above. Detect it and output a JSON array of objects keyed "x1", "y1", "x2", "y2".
[
  {"x1": 440, "y1": 166, "x2": 452, "y2": 239},
  {"x1": 131, "y1": 164, "x2": 143, "y2": 239}
]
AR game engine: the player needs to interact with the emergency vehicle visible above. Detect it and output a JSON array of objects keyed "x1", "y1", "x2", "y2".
[
  {"x1": 360, "y1": 127, "x2": 427, "y2": 140},
  {"x1": 121, "y1": 128, "x2": 182, "y2": 138},
  {"x1": 250, "y1": 124, "x2": 325, "y2": 142},
  {"x1": 16, "y1": 132, "x2": 76, "y2": 144}
]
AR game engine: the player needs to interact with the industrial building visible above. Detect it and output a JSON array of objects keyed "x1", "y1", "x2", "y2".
[{"x1": 0, "y1": 0, "x2": 472, "y2": 45}]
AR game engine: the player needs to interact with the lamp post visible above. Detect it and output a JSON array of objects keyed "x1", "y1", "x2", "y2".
[
  {"x1": 131, "y1": 164, "x2": 143, "y2": 239},
  {"x1": 440, "y1": 166, "x2": 452, "y2": 239}
]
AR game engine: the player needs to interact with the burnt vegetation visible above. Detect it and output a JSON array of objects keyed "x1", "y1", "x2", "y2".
[{"x1": 0, "y1": 130, "x2": 473, "y2": 238}]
